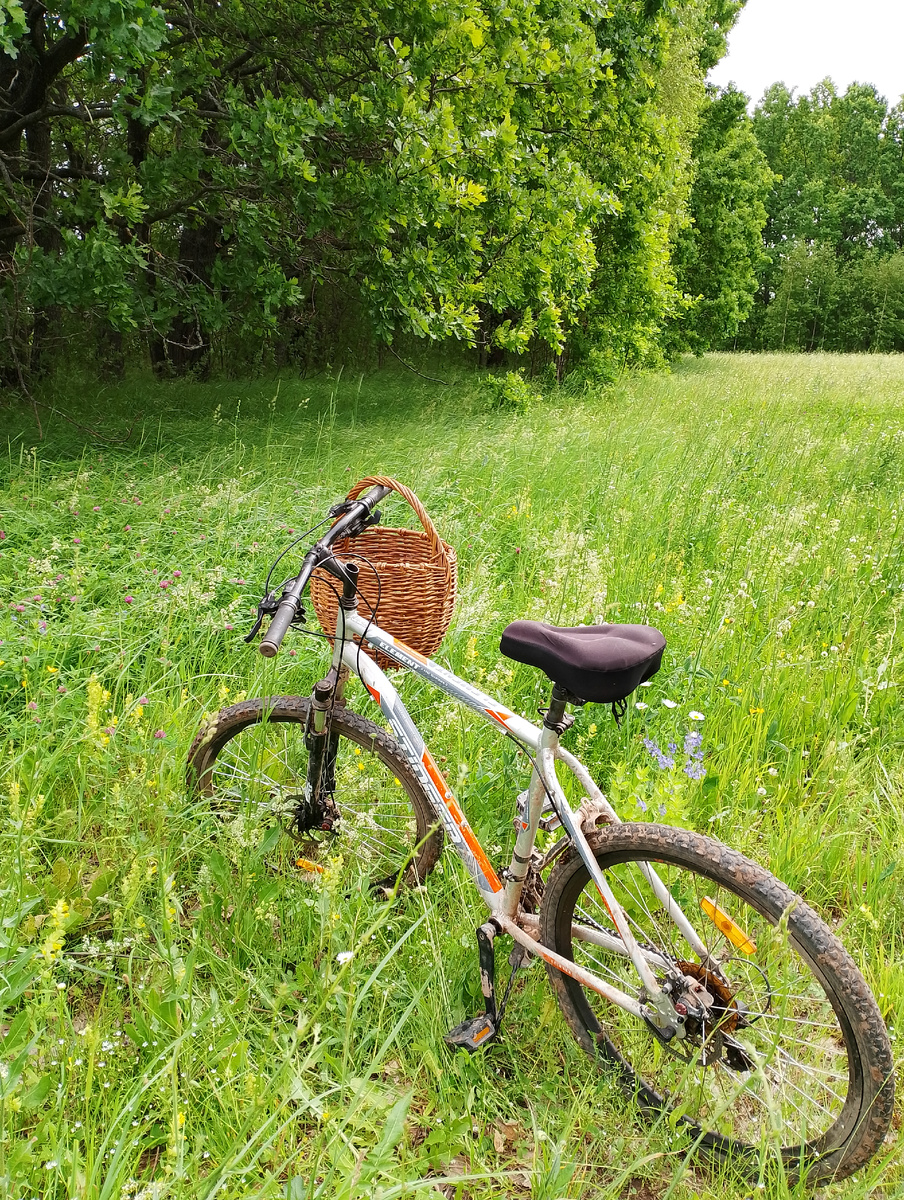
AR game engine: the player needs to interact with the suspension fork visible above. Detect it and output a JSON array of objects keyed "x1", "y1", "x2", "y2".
[{"x1": 304, "y1": 564, "x2": 359, "y2": 802}]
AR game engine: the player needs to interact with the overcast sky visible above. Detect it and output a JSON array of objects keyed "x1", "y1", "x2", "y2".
[{"x1": 708, "y1": 0, "x2": 904, "y2": 109}]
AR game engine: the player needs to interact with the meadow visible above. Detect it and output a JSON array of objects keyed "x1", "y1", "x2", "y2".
[{"x1": 1, "y1": 352, "x2": 903, "y2": 1199}]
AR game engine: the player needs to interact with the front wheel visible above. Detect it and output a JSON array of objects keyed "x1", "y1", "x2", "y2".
[
  {"x1": 539, "y1": 823, "x2": 893, "y2": 1182},
  {"x1": 187, "y1": 696, "x2": 442, "y2": 886}
]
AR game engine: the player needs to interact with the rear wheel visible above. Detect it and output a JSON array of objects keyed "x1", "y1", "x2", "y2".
[
  {"x1": 540, "y1": 823, "x2": 893, "y2": 1181},
  {"x1": 187, "y1": 696, "x2": 442, "y2": 886}
]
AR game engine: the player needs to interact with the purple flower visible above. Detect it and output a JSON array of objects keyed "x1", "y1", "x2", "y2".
[
  {"x1": 642, "y1": 736, "x2": 675, "y2": 770},
  {"x1": 124, "y1": 525, "x2": 131, "y2": 531},
  {"x1": 138, "y1": 696, "x2": 148, "y2": 704},
  {"x1": 153, "y1": 729, "x2": 165, "y2": 739},
  {"x1": 684, "y1": 731, "x2": 702, "y2": 755},
  {"x1": 684, "y1": 759, "x2": 706, "y2": 781},
  {"x1": 38, "y1": 620, "x2": 47, "y2": 633},
  {"x1": 93, "y1": 506, "x2": 100, "y2": 511},
  {"x1": 27, "y1": 701, "x2": 37, "y2": 711},
  {"x1": 58, "y1": 685, "x2": 67, "y2": 693},
  {"x1": 73, "y1": 537, "x2": 81, "y2": 545},
  {"x1": 159, "y1": 580, "x2": 170, "y2": 589},
  {"x1": 0, "y1": 530, "x2": 5, "y2": 539},
  {"x1": 636, "y1": 798, "x2": 648, "y2": 812},
  {"x1": 173, "y1": 570, "x2": 182, "y2": 578},
  {"x1": 224, "y1": 623, "x2": 234, "y2": 630},
  {"x1": 125, "y1": 596, "x2": 134, "y2": 604}
]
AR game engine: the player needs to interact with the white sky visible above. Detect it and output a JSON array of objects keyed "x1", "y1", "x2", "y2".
[{"x1": 708, "y1": 0, "x2": 904, "y2": 109}]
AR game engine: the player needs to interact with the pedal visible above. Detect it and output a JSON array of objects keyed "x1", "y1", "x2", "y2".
[
  {"x1": 443, "y1": 1014, "x2": 497, "y2": 1053},
  {"x1": 539, "y1": 799, "x2": 561, "y2": 833}
]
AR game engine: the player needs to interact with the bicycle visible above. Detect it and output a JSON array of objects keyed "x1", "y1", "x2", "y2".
[{"x1": 187, "y1": 478, "x2": 894, "y2": 1183}]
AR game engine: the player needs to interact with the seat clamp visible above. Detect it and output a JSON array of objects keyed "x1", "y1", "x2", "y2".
[{"x1": 538, "y1": 706, "x2": 576, "y2": 736}]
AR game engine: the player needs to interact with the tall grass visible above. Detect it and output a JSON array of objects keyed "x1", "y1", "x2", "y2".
[{"x1": 1, "y1": 353, "x2": 902, "y2": 1198}]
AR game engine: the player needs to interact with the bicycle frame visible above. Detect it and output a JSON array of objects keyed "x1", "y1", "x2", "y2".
[{"x1": 330, "y1": 603, "x2": 708, "y2": 1030}]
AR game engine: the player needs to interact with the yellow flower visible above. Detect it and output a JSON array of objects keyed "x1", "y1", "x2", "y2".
[
  {"x1": 749, "y1": 706, "x2": 764, "y2": 716},
  {"x1": 46, "y1": 665, "x2": 58, "y2": 673},
  {"x1": 177, "y1": 1112, "x2": 186, "y2": 1127}
]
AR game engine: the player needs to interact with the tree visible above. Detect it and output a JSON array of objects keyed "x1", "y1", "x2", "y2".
[{"x1": 670, "y1": 84, "x2": 773, "y2": 351}]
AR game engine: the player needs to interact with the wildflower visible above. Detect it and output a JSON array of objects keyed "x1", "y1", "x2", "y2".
[
  {"x1": 73, "y1": 537, "x2": 81, "y2": 544},
  {"x1": 336, "y1": 950, "x2": 354, "y2": 965},
  {"x1": 767, "y1": 766, "x2": 778, "y2": 776},
  {"x1": 28, "y1": 701, "x2": 37, "y2": 711},
  {"x1": 514, "y1": 547, "x2": 521, "y2": 554},
  {"x1": 662, "y1": 698, "x2": 677, "y2": 709},
  {"x1": 225, "y1": 623, "x2": 234, "y2": 630},
  {"x1": 635, "y1": 701, "x2": 648, "y2": 710},
  {"x1": 684, "y1": 731, "x2": 702, "y2": 755},
  {"x1": 642, "y1": 737, "x2": 674, "y2": 770},
  {"x1": 124, "y1": 525, "x2": 131, "y2": 531},
  {"x1": 684, "y1": 760, "x2": 706, "y2": 781},
  {"x1": 688, "y1": 711, "x2": 704, "y2": 721},
  {"x1": 125, "y1": 596, "x2": 134, "y2": 604},
  {"x1": 58, "y1": 685, "x2": 66, "y2": 693},
  {"x1": 93, "y1": 506, "x2": 100, "y2": 511},
  {"x1": 153, "y1": 730, "x2": 165, "y2": 739},
  {"x1": 749, "y1": 706, "x2": 764, "y2": 716},
  {"x1": 139, "y1": 697, "x2": 148, "y2": 705},
  {"x1": 173, "y1": 570, "x2": 182, "y2": 577},
  {"x1": 0, "y1": 531, "x2": 5, "y2": 539},
  {"x1": 635, "y1": 798, "x2": 648, "y2": 812}
]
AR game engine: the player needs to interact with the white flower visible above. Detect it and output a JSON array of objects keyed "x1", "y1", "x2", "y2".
[
  {"x1": 635, "y1": 701, "x2": 648, "y2": 710},
  {"x1": 688, "y1": 711, "x2": 705, "y2": 721},
  {"x1": 336, "y1": 951, "x2": 354, "y2": 965},
  {"x1": 756, "y1": 787, "x2": 767, "y2": 796},
  {"x1": 662, "y1": 699, "x2": 677, "y2": 709},
  {"x1": 767, "y1": 767, "x2": 778, "y2": 776}
]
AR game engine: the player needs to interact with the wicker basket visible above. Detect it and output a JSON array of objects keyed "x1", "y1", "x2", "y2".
[{"x1": 310, "y1": 475, "x2": 457, "y2": 670}]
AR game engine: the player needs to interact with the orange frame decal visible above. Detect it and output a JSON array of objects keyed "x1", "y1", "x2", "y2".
[{"x1": 421, "y1": 749, "x2": 503, "y2": 893}]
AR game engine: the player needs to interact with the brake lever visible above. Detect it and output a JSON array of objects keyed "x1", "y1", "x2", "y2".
[{"x1": 245, "y1": 590, "x2": 284, "y2": 643}]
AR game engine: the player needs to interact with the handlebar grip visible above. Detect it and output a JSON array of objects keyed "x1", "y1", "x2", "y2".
[{"x1": 259, "y1": 599, "x2": 298, "y2": 658}]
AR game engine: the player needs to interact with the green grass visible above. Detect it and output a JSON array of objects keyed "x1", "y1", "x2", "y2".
[{"x1": 1, "y1": 352, "x2": 903, "y2": 1198}]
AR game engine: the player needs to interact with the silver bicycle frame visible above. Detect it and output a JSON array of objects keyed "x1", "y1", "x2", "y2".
[{"x1": 331, "y1": 605, "x2": 707, "y2": 1026}]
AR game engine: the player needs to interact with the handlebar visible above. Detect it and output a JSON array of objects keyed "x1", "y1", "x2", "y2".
[{"x1": 257, "y1": 483, "x2": 391, "y2": 658}]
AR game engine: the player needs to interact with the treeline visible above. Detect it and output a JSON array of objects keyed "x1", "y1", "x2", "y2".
[
  {"x1": 2, "y1": 0, "x2": 768, "y2": 383},
  {"x1": 739, "y1": 81, "x2": 904, "y2": 352}
]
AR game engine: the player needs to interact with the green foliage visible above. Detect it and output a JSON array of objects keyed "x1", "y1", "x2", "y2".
[
  {"x1": 478, "y1": 369, "x2": 540, "y2": 414},
  {"x1": 740, "y1": 80, "x2": 904, "y2": 350},
  {"x1": 671, "y1": 86, "x2": 773, "y2": 352},
  {"x1": 1, "y1": 0, "x2": 752, "y2": 378}
]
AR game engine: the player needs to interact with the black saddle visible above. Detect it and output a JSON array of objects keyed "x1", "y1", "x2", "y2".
[{"x1": 499, "y1": 620, "x2": 665, "y2": 705}]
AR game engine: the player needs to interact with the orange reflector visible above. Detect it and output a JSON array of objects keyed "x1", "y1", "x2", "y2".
[
  {"x1": 296, "y1": 858, "x2": 325, "y2": 874},
  {"x1": 701, "y1": 896, "x2": 757, "y2": 954}
]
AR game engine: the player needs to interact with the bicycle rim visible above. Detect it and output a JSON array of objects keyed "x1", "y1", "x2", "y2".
[
  {"x1": 541, "y1": 824, "x2": 893, "y2": 1177},
  {"x1": 188, "y1": 697, "x2": 440, "y2": 884}
]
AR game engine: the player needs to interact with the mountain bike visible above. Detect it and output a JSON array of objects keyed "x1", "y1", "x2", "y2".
[{"x1": 187, "y1": 480, "x2": 894, "y2": 1182}]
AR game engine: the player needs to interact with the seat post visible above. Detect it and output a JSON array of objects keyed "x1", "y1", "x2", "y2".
[{"x1": 543, "y1": 683, "x2": 574, "y2": 735}]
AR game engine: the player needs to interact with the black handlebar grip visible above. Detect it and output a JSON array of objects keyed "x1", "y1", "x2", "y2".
[{"x1": 259, "y1": 599, "x2": 297, "y2": 657}]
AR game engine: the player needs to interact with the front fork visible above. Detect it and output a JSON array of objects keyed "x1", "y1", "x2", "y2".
[{"x1": 303, "y1": 563, "x2": 359, "y2": 809}]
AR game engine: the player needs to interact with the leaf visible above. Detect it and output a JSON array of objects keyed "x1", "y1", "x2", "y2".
[{"x1": 19, "y1": 1074, "x2": 52, "y2": 1110}]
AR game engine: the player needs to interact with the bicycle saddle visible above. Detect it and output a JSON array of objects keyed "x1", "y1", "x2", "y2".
[{"x1": 499, "y1": 620, "x2": 665, "y2": 704}]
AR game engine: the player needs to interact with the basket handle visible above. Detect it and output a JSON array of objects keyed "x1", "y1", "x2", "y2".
[{"x1": 345, "y1": 475, "x2": 453, "y2": 585}]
